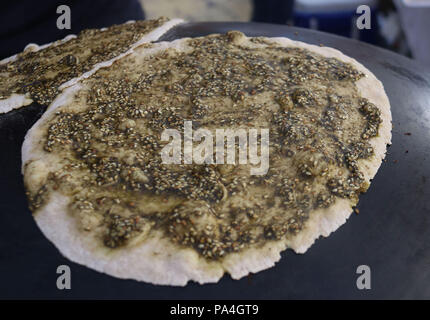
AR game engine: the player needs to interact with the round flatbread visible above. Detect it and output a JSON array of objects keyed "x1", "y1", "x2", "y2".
[
  {"x1": 22, "y1": 31, "x2": 392, "y2": 286},
  {"x1": 0, "y1": 17, "x2": 183, "y2": 114}
]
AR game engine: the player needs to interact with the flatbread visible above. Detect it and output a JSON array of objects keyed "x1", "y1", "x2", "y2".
[
  {"x1": 22, "y1": 32, "x2": 392, "y2": 286},
  {"x1": 0, "y1": 17, "x2": 183, "y2": 114}
]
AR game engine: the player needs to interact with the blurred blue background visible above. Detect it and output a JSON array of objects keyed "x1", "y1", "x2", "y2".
[
  {"x1": 140, "y1": 0, "x2": 430, "y2": 65},
  {"x1": 1, "y1": 0, "x2": 429, "y2": 65}
]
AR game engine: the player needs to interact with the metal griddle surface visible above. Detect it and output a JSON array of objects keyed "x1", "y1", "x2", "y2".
[{"x1": 1, "y1": 22, "x2": 430, "y2": 299}]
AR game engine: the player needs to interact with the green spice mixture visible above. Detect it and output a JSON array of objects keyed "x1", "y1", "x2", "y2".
[
  {"x1": 27, "y1": 31, "x2": 382, "y2": 259},
  {"x1": 0, "y1": 17, "x2": 169, "y2": 105}
]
